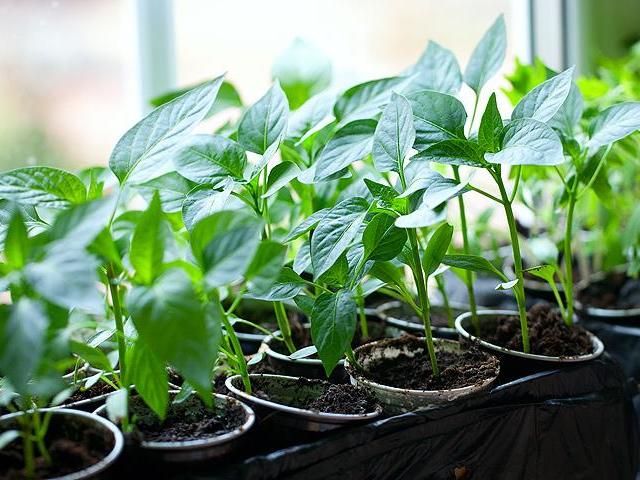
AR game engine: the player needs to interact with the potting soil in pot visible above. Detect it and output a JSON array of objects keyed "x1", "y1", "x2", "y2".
[{"x1": 578, "y1": 271, "x2": 640, "y2": 310}]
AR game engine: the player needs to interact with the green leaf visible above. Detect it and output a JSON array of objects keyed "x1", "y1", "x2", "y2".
[
  {"x1": 394, "y1": 202, "x2": 446, "y2": 229},
  {"x1": 0, "y1": 299, "x2": 47, "y2": 392},
  {"x1": 138, "y1": 172, "x2": 196, "y2": 213},
  {"x1": 310, "y1": 197, "x2": 369, "y2": 279},
  {"x1": 182, "y1": 183, "x2": 241, "y2": 232},
  {"x1": 174, "y1": 134, "x2": 247, "y2": 186},
  {"x1": 245, "y1": 267, "x2": 305, "y2": 301},
  {"x1": 286, "y1": 91, "x2": 335, "y2": 141},
  {"x1": 549, "y1": 83, "x2": 584, "y2": 137},
  {"x1": 0, "y1": 167, "x2": 85, "y2": 208},
  {"x1": 105, "y1": 389, "x2": 128, "y2": 424},
  {"x1": 485, "y1": 119, "x2": 565, "y2": 166},
  {"x1": 261, "y1": 162, "x2": 300, "y2": 198},
  {"x1": 272, "y1": 38, "x2": 332, "y2": 110},
  {"x1": 334, "y1": 76, "x2": 407, "y2": 124},
  {"x1": 4, "y1": 211, "x2": 29, "y2": 269},
  {"x1": 238, "y1": 81, "x2": 289, "y2": 155},
  {"x1": 477, "y1": 93, "x2": 503, "y2": 153},
  {"x1": 0, "y1": 431, "x2": 19, "y2": 450},
  {"x1": 586, "y1": 102, "x2": 640, "y2": 152},
  {"x1": 362, "y1": 213, "x2": 407, "y2": 261},
  {"x1": 150, "y1": 79, "x2": 242, "y2": 116},
  {"x1": 70, "y1": 340, "x2": 113, "y2": 373},
  {"x1": 369, "y1": 261, "x2": 407, "y2": 290},
  {"x1": 372, "y1": 93, "x2": 415, "y2": 173},
  {"x1": 245, "y1": 240, "x2": 287, "y2": 296},
  {"x1": 110, "y1": 76, "x2": 223, "y2": 184},
  {"x1": 414, "y1": 139, "x2": 485, "y2": 167},
  {"x1": 47, "y1": 197, "x2": 115, "y2": 251},
  {"x1": 398, "y1": 164, "x2": 467, "y2": 208},
  {"x1": 311, "y1": 289, "x2": 357, "y2": 376},
  {"x1": 523, "y1": 264, "x2": 557, "y2": 284},
  {"x1": 363, "y1": 179, "x2": 403, "y2": 211},
  {"x1": 443, "y1": 254, "x2": 507, "y2": 281},
  {"x1": 422, "y1": 223, "x2": 453, "y2": 277},
  {"x1": 314, "y1": 119, "x2": 377, "y2": 181},
  {"x1": 130, "y1": 192, "x2": 164, "y2": 285},
  {"x1": 464, "y1": 15, "x2": 506, "y2": 93},
  {"x1": 127, "y1": 268, "x2": 215, "y2": 399},
  {"x1": 25, "y1": 248, "x2": 102, "y2": 314},
  {"x1": 406, "y1": 91, "x2": 467, "y2": 150},
  {"x1": 409, "y1": 41, "x2": 462, "y2": 95},
  {"x1": 284, "y1": 208, "x2": 329, "y2": 242},
  {"x1": 127, "y1": 339, "x2": 169, "y2": 419},
  {"x1": 190, "y1": 211, "x2": 263, "y2": 288},
  {"x1": 512, "y1": 67, "x2": 574, "y2": 123}
]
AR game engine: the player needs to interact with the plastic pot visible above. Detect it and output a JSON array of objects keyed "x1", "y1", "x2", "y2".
[
  {"x1": 455, "y1": 310, "x2": 604, "y2": 375},
  {"x1": 94, "y1": 392, "x2": 255, "y2": 463},
  {"x1": 345, "y1": 337, "x2": 500, "y2": 415},
  {"x1": 575, "y1": 270, "x2": 640, "y2": 325},
  {"x1": 225, "y1": 374, "x2": 382, "y2": 433},
  {"x1": 0, "y1": 408, "x2": 124, "y2": 480}
]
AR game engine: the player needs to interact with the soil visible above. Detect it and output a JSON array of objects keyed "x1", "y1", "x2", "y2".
[
  {"x1": 384, "y1": 302, "x2": 455, "y2": 328},
  {"x1": 65, "y1": 379, "x2": 114, "y2": 404},
  {"x1": 269, "y1": 318, "x2": 390, "y2": 358},
  {"x1": 0, "y1": 414, "x2": 114, "y2": 480},
  {"x1": 480, "y1": 303, "x2": 592, "y2": 357},
  {"x1": 229, "y1": 302, "x2": 302, "y2": 336},
  {"x1": 577, "y1": 271, "x2": 640, "y2": 310},
  {"x1": 358, "y1": 336, "x2": 499, "y2": 390},
  {"x1": 130, "y1": 395, "x2": 245, "y2": 443},
  {"x1": 250, "y1": 376, "x2": 378, "y2": 415}
]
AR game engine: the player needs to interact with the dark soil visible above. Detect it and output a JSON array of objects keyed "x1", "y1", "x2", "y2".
[
  {"x1": 384, "y1": 302, "x2": 455, "y2": 328},
  {"x1": 269, "y1": 318, "x2": 390, "y2": 358},
  {"x1": 578, "y1": 271, "x2": 640, "y2": 310},
  {"x1": 480, "y1": 303, "x2": 592, "y2": 357},
  {"x1": 130, "y1": 395, "x2": 245, "y2": 443},
  {"x1": 229, "y1": 302, "x2": 302, "y2": 336},
  {"x1": 250, "y1": 377, "x2": 378, "y2": 415},
  {"x1": 65, "y1": 379, "x2": 114, "y2": 404},
  {"x1": 358, "y1": 336, "x2": 499, "y2": 390},
  {"x1": 0, "y1": 414, "x2": 114, "y2": 480}
]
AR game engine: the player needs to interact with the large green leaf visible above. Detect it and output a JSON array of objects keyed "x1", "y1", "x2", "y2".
[
  {"x1": 408, "y1": 41, "x2": 462, "y2": 95},
  {"x1": 47, "y1": 197, "x2": 115, "y2": 251},
  {"x1": 406, "y1": 91, "x2": 466, "y2": 150},
  {"x1": 4, "y1": 211, "x2": 29, "y2": 269},
  {"x1": 261, "y1": 162, "x2": 300, "y2": 198},
  {"x1": 130, "y1": 192, "x2": 164, "y2": 285},
  {"x1": 126, "y1": 339, "x2": 169, "y2": 419},
  {"x1": 464, "y1": 15, "x2": 506, "y2": 93},
  {"x1": 110, "y1": 77, "x2": 223, "y2": 184},
  {"x1": 586, "y1": 102, "x2": 640, "y2": 152},
  {"x1": 190, "y1": 211, "x2": 263, "y2": 288},
  {"x1": 126, "y1": 268, "x2": 215, "y2": 400},
  {"x1": 362, "y1": 213, "x2": 407, "y2": 261},
  {"x1": 310, "y1": 289, "x2": 357, "y2": 376},
  {"x1": 283, "y1": 208, "x2": 329, "y2": 242},
  {"x1": 394, "y1": 202, "x2": 446, "y2": 229},
  {"x1": 182, "y1": 183, "x2": 241, "y2": 232},
  {"x1": 0, "y1": 167, "x2": 85, "y2": 208},
  {"x1": 245, "y1": 240, "x2": 287, "y2": 296},
  {"x1": 272, "y1": 38, "x2": 332, "y2": 110},
  {"x1": 150, "y1": 79, "x2": 242, "y2": 116},
  {"x1": 286, "y1": 91, "x2": 335, "y2": 141},
  {"x1": 238, "y1": 82, "x2": 289, "y2": 155},
  {"x1": 174, "y1": 134, "x2": 247, "y2": 186},
  {"x1": 138, "y1": 172, "x2": 196, "y2": 213},
  {"x1": 549, "y1": 83, "x2": 584, "y2": 137},
  {"x1": 314, "y1": 119, "x2": 377, "y2": 181},
  {"x1": 512, "y1": 67, "x2": 574, "y2": 123},
  {"x1": 422, "y1": 222, "x2": 453, "y2": 277},
  {"x1": 398, "y1": 164, "x2": 466, "y2": 208},
  {"x1": 334, "y1": 76, "x2": 407, "y2": 124},
  {"x1": 311, "y1": 197, "x2": 369, "y2": 279},
  {"x1": 477, "y1": 93, "x2": 503, "y2": 153},
  {"x1": 372, "y1": 93, "x2": 415, "y2": 173},
  {"x1": 485, "y1": 119, "x2": 565, "y2": 166},
  {"x1": 414, "y1": 139, "x2": 485, "y2": 167},
  {"x1": 245, "y1": 267, "x2": 306, "y2": 301},
  {"x1": 70, "y1": 340, "x2": 113, "y2": 373},
  {"x1": 443, "y1": 254, "x2": 507, "y2": 281},
  {"x1": 0, "y1": 300, "x2": 47, "y2": 393}
]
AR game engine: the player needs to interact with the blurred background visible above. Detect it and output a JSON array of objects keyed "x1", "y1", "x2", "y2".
[{"x1": 1, "y1": 0, "x2": 639, "y2": 172}]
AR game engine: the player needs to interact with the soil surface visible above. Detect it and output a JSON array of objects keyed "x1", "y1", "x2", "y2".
[
  {"x1": 270, "y1": 318, "x2": 390, "y2": 357},
  {"x1": 384, "y1": 302, "x2": 455, "y2": 328},
  {"x1": 131, "y1": 395, "x2": 245, "y2": 443},
  {"x1": 229, "y1": 302, "x2": 302, "y2": 335},
  {"x1": 250, "y1": 376, "x2": 378, "y2": 415},
  {"x1": 65, "y1": 379, "x2": 114, "y2": 404},
  {"x1": 578, "y1": 271, "x2": 640, "y2": 310},
  {"x1": 480, "y1": 303, "x2": 592, "y2": 356},
  {"x1": 358, "y1": 336, "x2": 499, "y2": 390},
  {"x1": 0, "y1": 414, "x2": 114, "y2": 479}
]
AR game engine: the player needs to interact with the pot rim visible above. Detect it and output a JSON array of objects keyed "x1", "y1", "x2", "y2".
[
  {"x1": 345, "y1": 337, "x2": 500, "y2": 396},
  {"x1": 225, "y1": 374, "x2": 382, "y2": 423},
  {"x1": 455, "y1": 309, "x2": 605, "y2": 362},
  {"x1": 575, "y1": 269, "x2": 640, "y2": 318},
  {"x1": 0, "y1": 408, "x2": 124, "y2": 480},
  {"x1": 94, "y1": 393, "x2": 255, "y2": 451},
  {"x1": 262, "y1": 323, "x2": 344, "y2": 366},
  {"x1": 376, "y1": 300, "x2": 470, "y2": 333}
]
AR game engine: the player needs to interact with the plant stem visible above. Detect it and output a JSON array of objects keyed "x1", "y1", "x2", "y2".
[
  {"x1": 493, "y1": 171, "x2": 530, "y2": 353},
  {"x1": 107, "y1": 264, "x2": 127, "y2": 384},
  {"x1": 355, "y1": 285, "x2": 369, "y2": 340},
  {"x1": 407, "y1": 229, "x2": 439, "y2": 376},
  {"x1": 21, "y1": 409, "x2": 35, "y2": 478},
  {"x1": 453, "y1": 166, "x2": 479, "y2": 333},
  {"x1": 221, "y1": 313, "x2": 251, "y2": 393},
  {"x1": 273, "y1": 302, "x2": 296, "y2": 354},
  {"x1": 32, "y1": 411, "x2": 51, "y2": 466},
  {"x1": 563, "y1": 187, "x2": 577, "y2": 326},
  {"x1": 435, "y1": 275, "x2": 454, "y2": 328}
]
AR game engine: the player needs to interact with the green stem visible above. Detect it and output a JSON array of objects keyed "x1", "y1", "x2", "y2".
[
  {"x1": 435, "y1": 275, "x2": 453, "y2": 328},
  {"x1": 221, "y1": 314, "x2": 251, "y2": 393},
  {"x1": 355, "y1": 285, "x2": 369, "y2": 340},
  {"x1": 563, "y1": 188, "x2": 577, "y2": 326},
  {"x1": 32, "y1": 412, "x2": 50, "y2": 467},
  {"x1": 21, "y1": 410, "x2": 35, "y2": 478},
  {"x1": 274, "y1": 302, "x2": 296, "y2": 354},
  {"x1": 453, "y1": 166, "x2": 479, "y2": 333},
  {"x1": 493, "y1": 171, "x2": 530, "y2": 353},
  {"x1": 107, "y1": 265, "x2": 127, "y2": 385}
]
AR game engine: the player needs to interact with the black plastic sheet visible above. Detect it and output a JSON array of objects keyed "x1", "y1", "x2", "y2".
[{"x1": 181, "y1": 354, "x2": 638, "y2": 480}]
